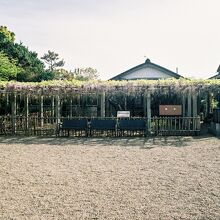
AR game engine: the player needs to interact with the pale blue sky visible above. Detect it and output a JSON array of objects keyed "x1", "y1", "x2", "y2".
[{"x1": 1, "y1": 0, "x2": 220, "y2": 79}]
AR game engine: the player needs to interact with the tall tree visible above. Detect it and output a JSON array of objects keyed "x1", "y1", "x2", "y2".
[
  {"x1": 41, "y1": 50, "x2": 64, "y2": 71},
  {"x1": 0, "y1": 26, "x2": 45, "y2": 82}
]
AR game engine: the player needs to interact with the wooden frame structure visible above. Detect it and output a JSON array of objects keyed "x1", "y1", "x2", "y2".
[{"x1": 0, "y1": 79, "x2": 219, "y2": 136}]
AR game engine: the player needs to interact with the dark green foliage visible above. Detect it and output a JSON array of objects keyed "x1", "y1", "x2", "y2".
[
  {"x1": 0, "y1": 26, "x2": 45, "y2": 82},
  {"x1": 36, "y1": 70, "x2": 55, "y2": 81},
  {"x1": 4, "y1": 42, "x2": 45, "y2": 81}
]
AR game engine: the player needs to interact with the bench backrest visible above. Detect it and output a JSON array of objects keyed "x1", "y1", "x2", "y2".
[
  {"x1": 90, "y1": 119, "x2": 116, "y2": 130},
  {"x1": 61, "y1": 119, "x2": 88, "y2": 129},
  {"x1": 118, "y1": 119, "x2": 146, "y2": 130}
]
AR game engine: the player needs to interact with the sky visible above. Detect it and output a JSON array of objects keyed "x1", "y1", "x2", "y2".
[{"x1": 0, "y1": 0, "x2": 220, "y2": 79}]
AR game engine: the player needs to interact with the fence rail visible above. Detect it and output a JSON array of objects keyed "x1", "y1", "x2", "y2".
[
  {"x1": 0, "y1": 116, "x2": 200, "y2": 136},
  {"x1": 151, "y1": 116, "x2": 200, "y2": 136}
]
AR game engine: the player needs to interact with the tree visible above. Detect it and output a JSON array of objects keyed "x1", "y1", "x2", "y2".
[
  {"x1": 0, "y1": 26, "x2": 45, "y2": 82},
  {"x1": 53, "y1": 68, "x2": 72, "y2": 80},
  {"x1": 0, "y1": 26, "x2": 15, "y2": 42},
  {"x1": 74, "y1": 67, "x2": 99, "y2": 81},
  {"x1": 14, "y1": 43, "x2": 45, "y2": 81},
  {"x1": 35, "y1": 70, "x2": 55, "y2": 81},
  {"x1": 0, "y1": 51, "x2": 20, "y2": 81},
  {"x1": 41, "y1": 50, "x2": 64, "y2": 71}
]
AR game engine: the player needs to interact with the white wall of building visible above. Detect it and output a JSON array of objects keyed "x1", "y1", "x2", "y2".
[{"x1": 122, "y1": 66, "x2": 172, "y2": 79}]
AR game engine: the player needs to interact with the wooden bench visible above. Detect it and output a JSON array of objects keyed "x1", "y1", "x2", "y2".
[
  {"x1": 117, "y1": 119, "x2": 147, "y2": 136},
  {"x1": 58, "y1": 119, "x2": 88, "y2": 137},
  {"x1": 90, "y1": 119, "x2": 117, "y2": 137}
]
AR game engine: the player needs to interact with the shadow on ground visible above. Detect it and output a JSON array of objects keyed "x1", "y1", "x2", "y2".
[{"x1": 0, "y1": 134, "x2": 217, "y2": 149}]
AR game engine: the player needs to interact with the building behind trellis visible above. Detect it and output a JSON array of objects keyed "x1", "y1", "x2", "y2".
[
  {"x1": 209, "y1": 65, "x2": 220, "y2": 79},
  {"x1": 110, "y1": 59, "x2": 182, "y2": 80}
]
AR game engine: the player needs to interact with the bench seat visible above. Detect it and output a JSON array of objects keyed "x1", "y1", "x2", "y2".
[
  {"x1": 90, "y1": 119, "x2": 117, "y2": 137},
  {"x1": 58, "y1": 119, "x2": 88, "y2": 136},
  {"x1": 117, "y1": 119, "x2": 147, "y2": 136}
]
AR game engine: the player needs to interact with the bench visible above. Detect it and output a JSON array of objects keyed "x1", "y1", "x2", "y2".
[
  {"x1": 117, "y1": 119, "x2": 147, "y2": 136},
  {"x1": 90, "y1": 119, "x2": 117, "y2": 136},
  {"x1": 58, "y1": 119, "x2": 88, "y2": 137}
]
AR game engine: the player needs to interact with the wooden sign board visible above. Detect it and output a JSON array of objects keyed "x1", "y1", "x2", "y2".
[
  {"x1": 159, "y1": 105, "x2": 182, "y2": 116},
  {"x1": 117, "y1": 111, "x2": 130, "y2": 118}
]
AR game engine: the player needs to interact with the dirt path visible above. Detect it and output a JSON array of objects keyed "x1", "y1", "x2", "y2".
[{"x1": 0, "y1": 136, "x2": 220, "y2": 219}]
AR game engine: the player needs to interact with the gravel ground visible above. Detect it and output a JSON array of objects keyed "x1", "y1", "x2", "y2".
[{"x1": 0, "y1": 136, "x2": 220, "y2": 220}]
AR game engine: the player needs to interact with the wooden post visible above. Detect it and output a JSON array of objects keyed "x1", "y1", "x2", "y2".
[
  {"x1": 124, "y1": 96, "x2": 127, "y2": 110},
  {"x1": 204, "y1": 93, "x2": 208, "y2": 118},
  {"x1": 100, "y1": 91, "x2": 106, "y2": 118},
  {"x1": 187, "y1": 90, "x2": 192, "y2": 117},
  {"x1": 192, "y1": 92, "x2": 198, "y2": 117},
  {"x1": 106, "y1": 94, "x2": 110, "y2": 117},
  {"x1": 182, "y1": 94, "x2": 186, "y2": 117},
  {"x1": 6, "y1": 92, "x2": 9, "y2": 106},
  {"x1": 16, "y1": 94, "x2": 19, "y2": 114},
  {"x1": 11, "y1": 93, "x2": 16, "y2": 134},
  {"x1": 143, "y1": 92, "x2": 147, "y2": 117},
  {"x1": 40, "y1": 95, "x2": 44, "y2": 128},
  {"x1": 77, "y1": 94, "x2": 81, "y2": 116},
  {"x1": 25, "y1": 94, "x2": 29, "y2": 131},
  {"x1": 52, "y1": 96, "x2": 55, "y2": 119},
  {"x1": 70, "y1": 99, "x2": 73, "y2": 118},
  {"x1": 209, "y1": 93, "x2": 214, "y2": 113},
  {"x1": 56, "y1": 95, "x2": 60, "y2": 124},
  {"x1": 147, "y1": 92, "x2": 151, "y2": 133},
  {"x1": 109, "y1": 96, "x2": 113, "y2": 117}
]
